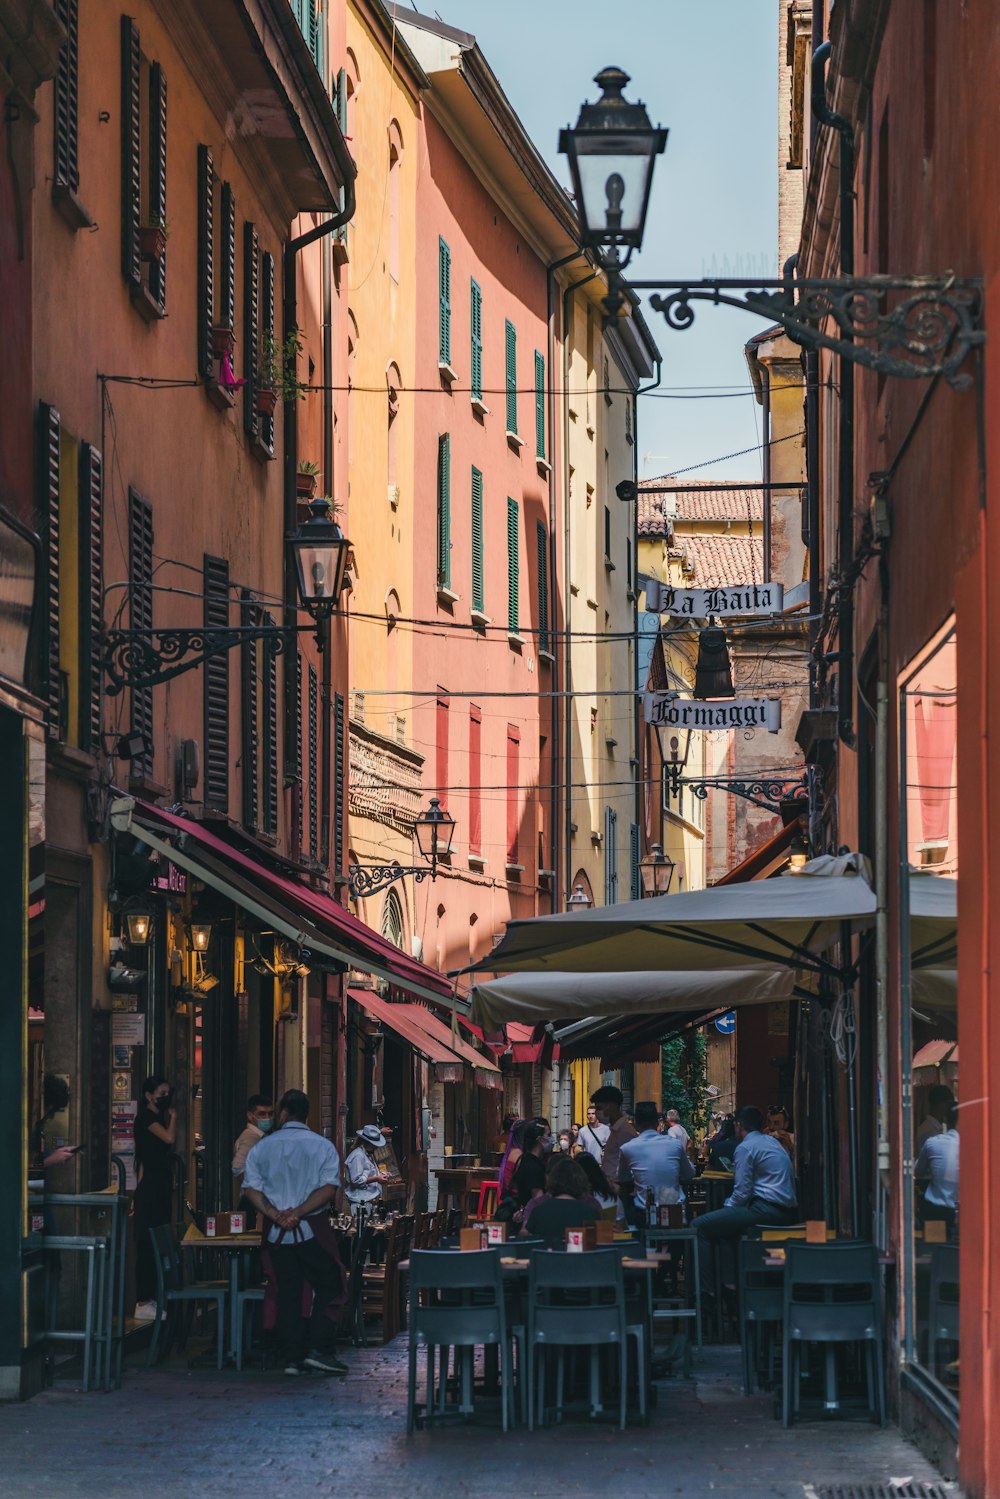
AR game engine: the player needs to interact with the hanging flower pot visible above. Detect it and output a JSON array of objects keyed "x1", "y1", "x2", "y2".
[
  {"x1": 139, "y1": 224, "x2": 168, "y2": 263},
  {"x1": 255, "y1": 386, "x2": 277, "y2": 418},
  {"x1": 211, "y1": 325, "x2": 236, "y2": 359},
  {"x1": 296, "y1": 466, "x2": 319, "y2": 499}
]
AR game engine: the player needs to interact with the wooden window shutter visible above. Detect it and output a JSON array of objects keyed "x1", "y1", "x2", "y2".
[
  {"x1": 79, "y1": 443, "x2": 103, "y2": 754},
  {"x1": 534, "y1": 350, "x2": 545, "y2": 459},
  {"x1": 629, "y1": 822, "x2": 641, "y2": 901},
  {"x1": 436, "y1": 433, "x2": 451, "y2": 589},
  {"x1": 332, "y1": 690, "x2": 345, "y2": 874},
  {"x1": 220, "y1": 183, "x2": 236, "y2": 331},
  {"x1": 120, "y1": 16, "x2": 141, "y2": 287},
  {"x1": 470, "y1": 465, "x2": 483, "y2": 614},
  {"x1": 203, "y1": 555, "x2": 230, "y2": 811},
  {"x1": 258, "y1": 250, "x2": 276, "y2": 455},
  {"x1": 470, "y1": 280, "x2": 483, "y2": 401},
  {"x1": 308, "y1": 664, "x2": 319, "y2": 859},
  {"x1": 507, "y1": 497, "x2": 519, "y2": 634},
  {"x1": 438, "y1": 237, "x2": 451, "y2": 365},
  {"x1": 128, "y1": 490, "x2": 154, "y2": 776},
  {"x1": 293, "y1": 649, "x2": 303, "y2": 850},
  {"x1": 148, "y1": 62, "x2": 167, "y2": 310},
  {"x1": 196, "y1": 145, "x2": 215, "y2": 378},
  {"x1": 243, "y1": 222, "x2": 260, "y2": 440},
  {"x1": 469, "y1": 704, "x2": 482, "y2": 856},
  {"x1": 436, "y1": 690, "x2": 449, "y2": 812},
  {"x1": 505, "y1": 321, "x2": 517, "y2": 433},
  {"x1": 262, "y1": 614, "x2": 278, "y2": 836},
  {"x1": 506, "y1": 724, "x2": 520, "y2": 863},
  {"x1": 37, "y1": 404, "x2": 62, "y2": 738},
  {"x1": 240, "y1": 591, "x2": 259, "y2": 830},
  {"x1": 309, "y1": 0, "x2": 323, "y2": 73},
  {"x1": 604, "y1": 806, "x2": 619, "y2": 903},
  {"x1": 334, "y1": 69, "x2": 348, "y2": 241},
  {"x1": 53, "y1": 0, "x2": 80, "y2": 193},
  {"x1": 536, "y1": 521, "x2": 549, "y2": 654}
]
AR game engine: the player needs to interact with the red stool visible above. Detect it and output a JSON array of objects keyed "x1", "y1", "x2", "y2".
[{"x1": 477, "y1": 1180, "x2": 500, "y2": 1218}]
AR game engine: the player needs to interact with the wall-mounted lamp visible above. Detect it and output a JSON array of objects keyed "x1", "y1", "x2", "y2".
[
  {"x1": 125, "y1": 909, "x2": 153, "y2": 945},
  {"x1": 190, "y1": 923, "x2": 212, "y2": 952}
]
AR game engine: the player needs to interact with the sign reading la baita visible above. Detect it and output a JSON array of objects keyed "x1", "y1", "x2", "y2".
[
  {"x1": 644, "y1": 579, "x2": 784, "y2": 617},
  {"x1": 644, "y1": 693, "x2": 782, "y2": 733}
]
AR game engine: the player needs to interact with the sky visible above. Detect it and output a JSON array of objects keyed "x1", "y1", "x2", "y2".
[{"x1": 426, "y1": 0, "x2": 780, "y2": 481}]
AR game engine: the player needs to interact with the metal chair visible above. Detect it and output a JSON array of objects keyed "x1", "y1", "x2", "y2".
[
  {"x1": 344, "y1": 1223, "x2": 375, "y2": 1347},
  {"x1": 44, "y1": 1235, "x2": 109, "y2": 1391},
  {"x1": 232, "y1": 1285, "x2": 266, "y2": 1371},
  {"x1": 146, "y1": 1225, "x2": 228, "y2": 1371},
  {"x1": 527, "y1": 1248, "x2": 628, "y2": 1431},
  {"x1": 406, "y1": 1248, "x2": 511, "y2": 1432},
  {"x1": 781, "y1": 1242, "x2": 884, "y2": 1427},
  {"x1": 927, "y1": 1242, "x2": 959, "y2": 1379},
  {"x1": 737, "y1": 1239, "x2": 784, "y2": 1394}
]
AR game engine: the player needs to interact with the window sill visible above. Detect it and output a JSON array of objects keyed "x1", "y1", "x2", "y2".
[
  {"x1": 507, "y1": 631, "x2": 524, "y2": 650},
  {"x1": 470, "y1": 608, "x2": 492, "y2": 629},
  {"x1": 332, "y1": 234, "x2": 349, "y2": 267},
  {"x1": 468, "y1": 854, "x2": 487, "y2": 871},
  {"x1": 52, "y1": 182, "x2": 96, "y2": 231},
  {"x1": 626, "y1": 588, "x2": 637, "y2": 603},
  {"x1": 625, "y1": 433, "x2": 634, "y2": 446},
  {"x1": 437, "y1": 585, "x2": 460, "y2": 606},
  {"x1": 605, "y1": 737, "x2": 618, "y2": 751},
  {"x1": 536, "y1": 456, "x2": 551, "y2": 477},
  {"x1": 387, "y1": 484, "x2": 401, "y2": 509},
  {"x1": 603, "y1": 393, "x2": 613, "y2": 407},
  {"x1": 438, "y1": 361, "x2": 459, "y2": 386},
  {"x1": 605, "y1": 558, "x2": 616, "y2": 573},
  {"x1": 251, "y1": 436, "x2": 275, "y2": 465},
  {"x1": 471, "y1": 396, "x2": 490, "y2": 418},
  {"x1": 506, "y1": 430, "x2": 525, "y2": 452},
  {"x1": 585, "y1": 423, "x2": 595, "y2": 440},
  {"x1": 538, "y1": 868, "x2": 556, "y2": 881},
  {"x1": 205, "y1": 378, "x2": 236, "y2": 412},
  {"x1": 129, "y1": 280, "x2": 166, "y2": 323},
  {"x1": 538, "y1": 649, "x2": 554, "y2": 667},
  {"x1": 505, "y1": 863, "x2": 525, "y2": 878}
]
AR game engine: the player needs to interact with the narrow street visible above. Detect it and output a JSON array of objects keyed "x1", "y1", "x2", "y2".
[{"x1": 0, "y1": 1343, "x2": 953, "y2": 1499}]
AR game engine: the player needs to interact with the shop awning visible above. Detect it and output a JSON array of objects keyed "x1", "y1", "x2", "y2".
[
  {"x1": 403, "y1": 1007, "x2": 503, "y2": 1089},
  {"x1": 110, "y1": 796, "x2": 460, "y2": 1009},
  {"x1": 348, "y1": 990, "x2": 501, "y2": 1088}
]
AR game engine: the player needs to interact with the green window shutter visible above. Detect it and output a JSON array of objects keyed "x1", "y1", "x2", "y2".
[
  {"x1": 534, "y1": 350, "x2": 545, "y2": 459},
  {"x1": 470, "y1": 280, "x2": 483, "y2": 401},
  {"x1": 196, "y1": 145, "x2": 215, "y2": 378},
  {"x1": 438, "y1": 237, "x2": 451, "y2": 365},
  {"x1": 334, "y1": 69, "x2": 348, "y2": 236},
  {"x1": 309, "y1": 0, "x2": 323, "y2": 74},
  {"x1": 53, "y1": 0, "x2": 80, "y2": 192},
  {"x1": 471, "y1": 466, "x2": 484, "y2": 614},
  {"x1": 259, "y1": 249, "x2": 276, "y2": 456},
  {"x1": 120, "y1": 17, "x2": 141, "y2": 287},
  {"x1": 536, "y1": 521, "x2": 549, "y2": 654},
  {"x1": 437, "y1": 433, "x2": 451, "y2": 588},
  {"x1": 507, "y1": 497, "x2": 519, "y2": 634},
  {"x1": 505, "y1": 320, "x2": 517, "y2": 433},
  {"x1": 148, "y1": 62, "x2": 168, "y2": 311}
]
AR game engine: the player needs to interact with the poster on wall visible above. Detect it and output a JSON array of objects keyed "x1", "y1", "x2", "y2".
[
  {"x1": 112, "y1": 1012, "x2": 146, "y2": 1046},
  {"x1": 111, "y1": 1101, "x2": 138, "y2": 1190}
]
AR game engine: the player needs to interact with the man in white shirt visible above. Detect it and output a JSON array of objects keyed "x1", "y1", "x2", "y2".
[
  {"x1": 619, "y1": 1101, "x2": 695, "y2": 1225},
  {"x1": 577, "y1": 1103, "x2": 610, "y2": 1163},
  {"x1": 243, "y1": 1088, "x2": 346, "y2": 1376},
  {"x1": 231, "y1": 1093, "x2": 273, "y2": 1199},
  {"x1": 665, "y1": 1109, "x2": 693, "y2": 1158},
  {"x1": 916, "y1": 1101, "x2": 959, "y2": 1231}
]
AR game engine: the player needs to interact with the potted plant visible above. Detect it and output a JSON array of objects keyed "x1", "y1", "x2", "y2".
[
  {"x1": 211, "y1": 324, "x2": 236, "y2": 359},
  {"x1": 257, "y1": 329, "x2": 307, "y2": 416},
  {"x1": 139, "y1": 214, "x2": 169, "y2": 263},
  {"x1": 297, "y1": 461, "x2": 320, "y2": 499}
]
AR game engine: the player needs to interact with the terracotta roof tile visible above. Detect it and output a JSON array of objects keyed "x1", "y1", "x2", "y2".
[
  {"x1": 674, "y1": 533, "x2": 764, "y2": 588},
  {"x1": 638, "y1": 477, "x2": 764, "y2": 534}
]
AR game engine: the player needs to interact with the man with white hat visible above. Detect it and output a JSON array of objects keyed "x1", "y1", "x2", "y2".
[{"x1": 344, "y1": 1124, "x2": 386, "y2": 1210}]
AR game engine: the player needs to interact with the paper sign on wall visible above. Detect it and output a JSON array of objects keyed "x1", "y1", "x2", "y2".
[
  {"x1": 112, "y1": 1012, "x2": 146, "y2": 1046},
  {"x1": 644, "y1": 693, "x2": 782, "y2": 733}
]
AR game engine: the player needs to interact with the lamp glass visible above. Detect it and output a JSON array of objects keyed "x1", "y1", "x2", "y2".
[
  {"x1": 191, "y1": 922, "x2": 212, "y2": 952},
  {"x1": 126, "y1": 911, "x2": 152, "y2": 945},
  {"x1": 639, "y1": 844, "x2": 675, "y2": 897},
  {"x1": 559, "y1": 68, "x2": 666, "y2": 252},
  {"x1": 414, "y1": 796, "x2": 456, "y2": 862},
  {"x1": 289, "y1": 498, "x2": 351, "y2": 609},
  {"x1": 567, "y1": 883, "x2": 592, "y2": 909}
]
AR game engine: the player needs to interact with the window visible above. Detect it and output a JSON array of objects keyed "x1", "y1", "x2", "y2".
[
  {"x1": 604, "y1": 505, "x2": 612, "y2": 562},
  {"x1": 536, "y1": 522, "x2": 550, "y2": 654},
  {"x1": 331, "y1": 690, "x2": 345, "y2": 871},
  {"x1": 436, "y1": 434, "x2": 451, "y2": 590},
  {"x1": 243, "y1": 224, "x2": 276, "y2": 460},
  {"x1": 388, "y1": 122, "x2": 402, "y2": 283},
  {"x1": 603, "y1": 353, "x2": 612, "y2": 405},
  {"x1": 507, "y1": 497, "x2": 519, "y2": 635},
  {"x1": 381, "y1": 889, "x2": 404, "y2": 949},
  {"x1": 236, "y1": 593, "x2": 280, "y2": 837},
  {"x1": 625, "y1": 398, "x2": 633, "y2": 445},
  {"x1": 469, "y1": 705, "x2": 482, "y2": 857},
  {"x1": 470, "y1": 466, "x2": 484, "y2": 615},
  {"x1": 506, "y1": 724, "x2": 520, "y2": 864},
  {"x1": 436, "y1": 689, "x2": 450, "y2": 813},
  {"x1": 195, "y1": 150, "x2": 237, "y2": 388},
  {"x1": 534, "y1": 351, "x2": 545, "y2": 460},
  {"x1": 120, "y1": 17, "x2": 167, "y2": 319},
  {"x1": 203, "y1": 556, "x2": 230, "y2": 811},
  {"x1": 52, "y1": 0, "x2": 89, "y2": 225},
  {"x1": 307, "y1": 664, "x2": 319, "y2": 859},
  {"x1": 505, "y1": 321, "x2": 517, "y2": 434},
  {"x1": 438, "y1": 237, "x2": 451, "y2": 367},
  {"x1": 604, "y1": 806, "x2": 619, "y2": 903},
  {"x1": 387, "y1": 361, "x2": 401, "y2": 504},
  {"x1": 128, "y1": 489, "x2": 154, "y2": 778},
  {"x1": 470, "y1": 280, "x2": 483, "y2": 402}
]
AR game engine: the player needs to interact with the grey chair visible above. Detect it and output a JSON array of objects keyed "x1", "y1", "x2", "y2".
[
  {"x1": 927, "y1": 1242, "x2": 959, "y2": 1379},
  {"x1": 738, "y1": 1239, "x2": 784, "y2": 1394},
  {"x1": 147, "y1": 1225, "x2": 228, "y2": 1371},
  {"x1": 406, "y1": 1249, "x2": 511, "y2": 1432},
  {"x1": 781, "y1": 1242, "x2": 885, "y2": 1427},
  {"x1": 44, "y1": 1235, "x2": 109, "y2": 1391},
  {"x1": 527, "y1": 1248, "x2": 628, "y2": 1431}
]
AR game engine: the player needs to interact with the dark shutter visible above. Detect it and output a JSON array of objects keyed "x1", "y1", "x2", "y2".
[
  {"x1": 196, "y1": 145, "x2": 215, "y2": 378},
  {"x1": 507, "y1": 497, "x2": 519, "y2": 635},
  {"x1": 436, "y1": 433, "x2": 451, "y2": 589},
  {"x1": 203, "y1": 556, "x2": 229, "y2": 811},
  {"x1": 332, "y1": 691, "x2": 345, "y2": 875},
  {"x1": 534, "y1": 351, "x2": 545, "y2": 459},
  {"x1": 259, "y1": 250, "x2": 275, "y2": 456},
  {"x1": 128, "y1": 490, "x2": 154, "y2": 776},
  {"x1": 37, "y1": 404, "x2": 62, "y2": 738},
  {"x1": 505, "y1": 321, "x2": 517, "y2": 434},
  {"x1": 243, "y1": 222, "x2": 260, "y2": 440},
  {"x1": 308, "y1": 0, "x2": 323, "y2": 72},
  {"x1": 148, "y1": 63, "x2": 167, "y2": 310},
  {"x1": 53, "y1": 0, "x2": 80, "y2": 192},
  {"x1": 470, "y1": 280, "x2": 483, "y2": 402},
  {"x1": 262, "y1": 614, "x2": 278, "y2": 837},
  {"x1": 536, "y1": 520, "x2": 549, "y2": 654},
  {"x1": 220, "y1": 183, "x2": 236, "y2": 331},
  {"x1": 470, "y1": 465, "x2": 483, "y2": 613},
  {"x1": 308, "y1": 665, "x2": 319, "y2": 859},
  {"x1": 629, "y1": 822, "x2": 641, "y2": 901},
  {"x1": 79, "y1": 443, "x2": 103, "y2": 753},
  {"x1": 293, "y1": 650, "x2": 303, "y2": 849},
  {"x1": 438, "y1": 238, "x2": 451, "y2": 365},
  {"x1": 120, "y1": 17, "x2": 141, "y2": 287},
  {"x1": 240, "y1": 592, "x2": 259, "y2": 830}
]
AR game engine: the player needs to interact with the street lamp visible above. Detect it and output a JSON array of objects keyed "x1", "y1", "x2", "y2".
[
  {"x1": 288, "y1": 497, "x2": 352, "y2": 636},
  {"x1": 125, "y1": 909, "x2": 153, "y2": 945},
  {"x1": 639, "y1": 842, "x2": 675, "y2": 897},
  {"x1": 567, "y1": 883, "x2": 593, "y2": 910},
  {"x1": 190, "y1": 922, "x2": 212, "y2": 953},
  {"x1": 348, "y1": 797, "x2": 458, "y2": 899},
  {"x1": 559, "y1": 67, "x2": 667, "y2": 260},
  {"x1": 787, "y1": 832, "x2": 810, "y2": 872}
]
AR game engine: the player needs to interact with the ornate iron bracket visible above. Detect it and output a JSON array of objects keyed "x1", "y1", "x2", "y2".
[
  {"x1": 627, "y1": 275, "x2": 984, "y2": 387},
  {"x1": 667, "y1": 768, "x2": 809, "y2": 815},
  {"x1": 347, "y1": 862, "x2": 434, "y2": 900},
  {"x1": 104, "y1": 621, "x2": 327, "y2": 694}
]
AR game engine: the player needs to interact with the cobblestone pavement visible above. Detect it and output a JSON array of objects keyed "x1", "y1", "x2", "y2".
[{"x1": 0, "y1": 1341, "x2": 955, "y2": 1499}]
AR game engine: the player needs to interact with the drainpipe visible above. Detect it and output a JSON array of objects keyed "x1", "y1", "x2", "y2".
[
  {"x1": 633, "y1": 354, "x2": 662, "y2": 860},
  {"x1": 812, "y1": 41, "x2": 856, "y2": 750},
  {"x1": 874, "y1": 578, "x2": 890, "y2": 1240}
]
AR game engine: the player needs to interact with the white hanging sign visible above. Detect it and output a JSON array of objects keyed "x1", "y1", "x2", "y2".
[
  {"x1": 644, "y1": 579, "x2": 784, "y2": 617},
  {"x1": 644, "y1": 693, "x2": 782, "y2": 733}
]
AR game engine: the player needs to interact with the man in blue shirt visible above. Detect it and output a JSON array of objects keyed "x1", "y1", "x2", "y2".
[
  {"x1": 618, "y1": 1100, "x2": 694, "y2": 1226},
  {"x1": 694, "y1": 1104, "x2": 798, "y2": 1300}
]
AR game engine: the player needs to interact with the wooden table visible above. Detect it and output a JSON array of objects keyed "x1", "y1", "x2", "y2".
[{"x1": 432, "y1": 1167, "x2": 499, "y2": 1219}]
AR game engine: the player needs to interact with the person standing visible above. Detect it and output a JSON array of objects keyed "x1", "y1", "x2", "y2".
[
  {"x1": 665, "y1": 1109, "x2": 694, "y2": 1159},
  {"x1": 695, "y1": 1105, "x2": 798, "y2": 1301},
  {"x1": 590, "y1": 1086, "x2": 637, "y2": 1193},
  {"x1": 618, "y1": 1101, "x2": 695, "y2": 1226},
  {"x1": 242, "y1": 1089, "x2": 347, "y2": 1376},
  {"x1": 232, "y1": 1093, "x2": 274, "y2": 1200},
  {"x1": 344, "y1": 1125, "x2": 386, "y2": 1212},
  {"x1": 577, "y1": 1103, "x2": 610, "y2": 1163},
  {"x1": 132, "y1": 1076, "x2": 177, "y2": 1321}
]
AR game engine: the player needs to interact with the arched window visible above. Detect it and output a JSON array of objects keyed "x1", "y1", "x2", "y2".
[
  {"x1": 381, "y1": 888, "x2": 404, "y2": 949},
  {"x1": 344, "y1": 48, "x2": 359, "y2": 143},
  {"x1": 387, "y1": 120, "x2": 403, "y2": 285},
  {"x1": 347, "y1": 309, "x2": 359, "y2": 471},
  {"x1": 386, "y1": 360, "x2": 401, "y2": 504}
]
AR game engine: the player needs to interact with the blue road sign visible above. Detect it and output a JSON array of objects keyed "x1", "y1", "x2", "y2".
[{"x1": 715, "y1": 1012, "x2": 736, "y2": 1035}]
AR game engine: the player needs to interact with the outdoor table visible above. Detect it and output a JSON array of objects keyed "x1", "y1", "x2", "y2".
[
  {"x1": 698, "y1": 1170, "x2": 735, "y2": 1213},
  {"x1": 181, "y1": 1225, "x2": 260, "y2": 1362},
  {"x1": 44, "y1": 1189, "x2": 129, "y2": 1392},
  {"x1": 644, "y1": 1225, "x2": 703, "y2": 1347}
]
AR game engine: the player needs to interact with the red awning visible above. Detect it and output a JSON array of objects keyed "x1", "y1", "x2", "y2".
[
  {"x1": 406, "y1": 1007, "x2": 503, "y2": 1088},
  {"x1": 124, "y1": 799, "x2": 455, "y2": 1005},
  {"x1": 349, "y1": 989, "x2": 463, "y2": 1066},
  {"x1": 462, "y1": 1018, "x2": 557, "y2": 1064}
]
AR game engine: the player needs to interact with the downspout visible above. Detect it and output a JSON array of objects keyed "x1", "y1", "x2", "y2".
[
  {"x1": 812, "y1": 41, "x2": 856, "y2": 750},
  {"x1": 875, "y1": 581, "x2": 890, "y2": 1236},
  {"x1": 634, "y1": 355, "x2": 662, "y2": 863},
  {"x1": 761, "y1": 361, "x2": 772, "y2": 583}
]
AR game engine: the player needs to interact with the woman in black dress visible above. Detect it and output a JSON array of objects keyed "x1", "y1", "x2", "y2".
[{"x1": 133, "y1": 1075, "x2": 177, "y2": 1318}]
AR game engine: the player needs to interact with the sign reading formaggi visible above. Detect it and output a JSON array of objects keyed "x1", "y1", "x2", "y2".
[
  {"x1": 644, "y1": 579, "x2": 784, "y2": 617},
  {"x1": 644, "y1": 693, "x2": 782, "y2": 733}
]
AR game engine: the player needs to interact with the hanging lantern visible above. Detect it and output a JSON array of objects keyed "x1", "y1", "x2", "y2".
[{"x1": 694, "y1": 626, "x2": 734, "y2": 699}]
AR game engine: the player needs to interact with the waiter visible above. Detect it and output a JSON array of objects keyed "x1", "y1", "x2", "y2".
[
  {"x1": 243, "y1": 1088, "x2": 347, "y2": 1377},
  {"x1": 344, "y1": 1124, "x2": 386, "y2": 1211}
]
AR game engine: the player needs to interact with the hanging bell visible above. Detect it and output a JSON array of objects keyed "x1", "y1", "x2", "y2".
[{"x1": 694, "y1": 626, "x2": 734, "y2": 699}]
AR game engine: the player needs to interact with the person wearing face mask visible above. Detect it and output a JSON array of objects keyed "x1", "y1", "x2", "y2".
[
  {"x1": 132, "y1": 1075, "x2": 178, "y2": 1321},
  {"x1": 508, "y1": 1120, "x2": 549, "y2": 1213},
  {"x1": 232, "y1": 1094, "x2": 274, "y2": 1202}
]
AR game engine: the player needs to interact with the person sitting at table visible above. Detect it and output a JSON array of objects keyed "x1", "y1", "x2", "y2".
[
  {"x1": 232, "y1": 1093, "x2": 273, "y2": 1202},
  {"x1": 694, "y1": 1104, "x2": 799, "y2": 1304},
  {"x1": 344, "y1": 1125, "x2": 386, "y2": 1213},
  {"x1": 575, "y1": 1150, "x2": 617, "y2": 1212},
  {"x1": 763, "y1": 1104, "x2": 796, "y2": 1162},
  {"x1": 707, "y1": 1114, "x2": 738, "y2": 1172},
  {"x1": 518, "y1": 1157, "x2": 600, "y2": 1246},
  {"x1": 618, "y1": 1100, "x2": 695, "y2": 1227},
  {"x1": 915, "y1": 1100, "x2": 959, "y2": 1232},
  {"x1": 915, "y1": 1084, "x2": 955, "y2": 1152}
]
